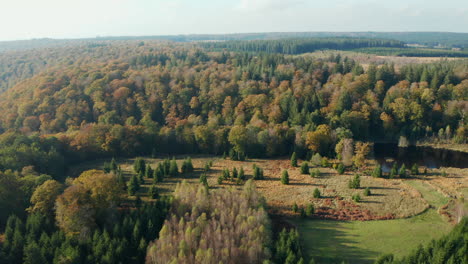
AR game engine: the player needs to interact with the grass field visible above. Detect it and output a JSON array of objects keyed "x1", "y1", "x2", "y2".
[{"x1": 292, "y1": 180, "x2": 453, "y2": 264}]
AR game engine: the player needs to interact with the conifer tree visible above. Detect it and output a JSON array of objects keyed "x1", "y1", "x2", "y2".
[
  {"x1": 127, "y1": 175, "x2": 139, "y2": 196},
  {"x1": 291, "y1": 152, "x2": 298, "y2": 167},
  {"x1": 372, "y1": 164, "x2": 382, "y2": 178},
  {"x1": 300, "y1": 162, "x2": 309, "y2": 174},
  {"x1": 281, "y1": 170, "x2": 289, "y2": 185},
  {"x1": 313, "y1": 188, "x2": 321, "y2": 198}
]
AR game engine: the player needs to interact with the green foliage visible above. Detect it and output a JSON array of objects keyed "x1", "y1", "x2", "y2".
[
  {"x1": 313, "y1": 188, "x2": 321, "y2": 198},
  {"x1": 373, "y1": 164, "x2": 382, "y2": 178},
  {"x1": 199, "y1": 173, "x2": 208, "y2": 185},
  {"x1": 291, "y1": 152, "x2": 298, "y2": 167},
  {"x1": 281, "y1": 170, "x2": 289, "y2": 185},
  {"x1": 411, "y1": 164, "x2": 419, "y2": 175},
  {"x1": 169, "y1": 159, "x2": 178, "y2": 177},
  {"x1": 306, "y1": 204, "x2": 314, "y2": 216},
  {"x1": 390, "y1": 163, "x2": 398, "y2": 179},
  {"x1": 217, "y1": 175, "x2": 223, "y2": 185},
  {"x1": 181, "y1": 157, "x2": 194, "y2": 174},
  {"x1": 300, "y1": 162, "x2": 309, "y2": 174},
  {"x1": 232, "y1": 167, "x2": 238, "y2": 179},
  {"x1": 292, "y1": 203, "x2": 298, "y2": 213},
  {"x1": 238, "y1": 167, "x2": 245, "y2": 180},
  {"x1": 321, "y1": 157, "x2": 330, "y2": 168},
  {"x1": 398, "y1": 164, "x2": 407, "y2": 178},
  {"x1": 148, "y1": 185, "x2": 159, "y2": 199},
  {"x1": 310, "y1": 153, "x2": 322, "y2": 166},
  {"x1": 127, "y1": 175, "x2": 140, "y2": 196},
  {"x1": 133, "y1": 158, "x2": 146, "y2": 174},
  {"x1": 337, "y1": 163, "x2": 345, "y2": 175},
  {"x1": 274, "y1": 228, "x2": 303, "y2": 264},
  {"x1": 364, "y1": 187, "x2": 371, "y2": 196},
  {"x1": 310, "y1": 168, "x2": 320, "y2": 178},
  {"x1": 348, "y1": 174, "x2": 361, "y2": 189},
  {"x1": 377, "y1": 218, "x2": 468, "y2": 264},
  {"x1": 253, "y1": 164, "x2": 264, "y2": 180},
  {"x1": 352, "y1": 194, "x2": 361, "y2": 203}
]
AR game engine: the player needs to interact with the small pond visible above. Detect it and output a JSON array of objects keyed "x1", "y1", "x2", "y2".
[{"x1": 373, "y1": 143, "x2": 468, "y2": 171}]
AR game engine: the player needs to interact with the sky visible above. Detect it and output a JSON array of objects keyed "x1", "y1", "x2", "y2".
[{"x1": 1, "y1": 0, "x2": 467, "y2": 41}]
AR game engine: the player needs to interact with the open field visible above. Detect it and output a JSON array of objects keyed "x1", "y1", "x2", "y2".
[
  {"x1": 292, "y1": 180, "x2": 453, "y2": 264},
  {"x1": 68, "y1": 156, "x2": 467, "y2": 263}
]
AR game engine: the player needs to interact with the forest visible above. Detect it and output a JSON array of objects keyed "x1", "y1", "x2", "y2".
[{"x1": 0, "y1": 36, "x2": 466, "y2": 264}]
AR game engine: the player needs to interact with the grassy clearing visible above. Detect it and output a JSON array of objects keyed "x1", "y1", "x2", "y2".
[
  {"x1": 293, "y1": 180, "x2": 453, "y2": 264},
  {"x1": 68, "y1": 156, "x2": 429, "y2": 218}
]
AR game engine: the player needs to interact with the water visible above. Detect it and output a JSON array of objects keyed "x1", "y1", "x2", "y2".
[{"x1": 372, "y1": 143, "x2": 468, "y2": 171}]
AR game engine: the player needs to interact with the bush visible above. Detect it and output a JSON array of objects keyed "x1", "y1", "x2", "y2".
[
  {"x1": 253, "y1": 164, "x2": 264, "y2": 180},
  {"x1": 313, "y1": 188, "x2": 321, "y2": 198},
  {"x1": 232, "y1": 168, "x2": 238, "y2": 179},
  {"x1": 199, "y1": 173, "x2": 208, "y2": 185},
  {"x1": 306, "y1": 204, "x2": 314, "y2": 216},
  {"x1": 310, "y1": 168, "x2": 320, "y2": 178},
  {"x1": 310, "y1": 153, "x2": 322, "y2": 166},
  {"x1": 348, "y1": 174, "x2": 360, "y2": 189},
  {"x1": 281, "y1": 170, "x2": 289, "y2": 185},
  {"x1": 364, "y1": 187, "x2": 371, "y2": 196},
  {"x1": 300, "y1": 162, "x2": 309, "y2": 174},
  {"x1": 411, "y1": 163, "x2": 419, "y2": 175},
  {"x1": 352, "y1": 194, "x2": 361, "y2": 203},
  {"x1": 291, "y1": 152, "x2": 298, "y2": 167},
  {"x1": 222, "y1": 168, "x2": 230, "y2": 180},
  {"x1": 398, "y1": 164, "x2": 406, "y2": 178},
  {"x1": 321, "y1": 157, "x2": 330, "y2": 167},
  {"x1": 217, "y1": 176, "x2": 223, "y2": 185},
  {"x1": 372, "y1": 164, "x2": 382, "y2": 178},
  {"x1": 337, "y1": 163, "x2": 345, "y2": 175},
  {"x1": 292, "y1": 203, "x2": 298, "y2": 213},
  {"x1": 390, "y1": 163, "x2": 398, "y2": 178},
  {"x1": 238, "y1": 167, "x2": 245, "y2": 180}
]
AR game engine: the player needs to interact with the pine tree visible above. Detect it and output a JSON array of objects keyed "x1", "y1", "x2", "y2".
[
  {"x1": 372, "y1": 164, "x2": 382, "y2": 178},
  {"x1": 337, "y1": 163, "x2": 345, "y2": 175},
  {"x1": 348, "y1": 174, "x2": 361, "y2": 189},
  {"x1": 313, "y1": 188, "x2": 321, "y2": 198},
  {"x1": 364, "y1": 187, "x2": 371, "y2": 196},
  {"x1": 292, "y1": 203, "x2": 298, "y2": 213},
  {"x1": 127, "y1": 175, "x2": 139, "y2": 196},
  {"x1": 238, "y1": 167, "x2": 245, "y2": 180},
  {"x1": 390, "y1": 163, "x2": 398, "y2": 178},
  {"x1": 399, "y1": 164, "x2": 407, "y2": 178},
  {"x1": 411, "y1": 164, "x2": 419, "y2": 175},
  {"x1": 300, "y1": 162, "x2": 309, "y2": 174},
  {"x1": 291, "y1": 152, "x2": 298, "y2": 167},
  {"x1": 148, "y1": 185, "x2": 159, "y2": 199},
  {"x1": 110, "y1": 158, "x2": 118, "y2": 173},
  {"x1": 232, "y1": 168, "x2": 238, "y2": 179},
  {"x1": 281, "y1": 170, "x2": 289, "y2": 185},
  {"x1": 306, "y1": 204, "x2": 314, "y2": 216},
  {"x1": 169, "y1": 159, "x2": 178, "y2": 177},
  {"x1": 145, "y1": 165, "x2": 153, "y2": 178}
]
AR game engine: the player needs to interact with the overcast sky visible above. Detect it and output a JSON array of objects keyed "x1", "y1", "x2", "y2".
[{"x1": 1, "y1": 0, "x2": 467, "y2": 41}]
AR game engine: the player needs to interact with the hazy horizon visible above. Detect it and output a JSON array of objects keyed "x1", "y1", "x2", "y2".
[{"x1": 1, "y1": 0, "x2": 467, "y2": 41}]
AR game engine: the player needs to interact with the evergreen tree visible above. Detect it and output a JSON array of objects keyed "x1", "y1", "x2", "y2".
[
  {"x1": 110, "y1": 158, "x2": 118, "y2": 173},
  {"x1": 390, "y1": 163, "x2": 398, "y2": 178},
  {"x1": 145, "y1": 165, "x2": 153, "y2": 179},
  {"x1": 399, "y1": 164, "x2": 407, "y2": 178},
  {"x1": 232, "y1": 168, "x2": 238, "y2": 179},
  {"x1": 348, "y1": 174, "x2": 360, "y2": 189},
  {"x1": 313, "y1": 188, "x2": 321, "y2": 198},
  {"x1": 238, "y1": 167, "x2": 245, "y2": 180},
  {"x1": 364, "y1": 187, "x2": 371, "y2": 196},
  {"x1": 411, "y1": 164, "x2": 419, "y2": 175},
  {"x1": 305, "y1": 204, "x2": 314, "y2": 216},
  {"x1": 127, "y1": 175, "x2": 139, "y2": 196},
  {"x1": 337, "y1": 163, "x2": 345, "y2": 175},
  {"x1": 148, "y1": 185, "x2": 159, "y2": 199},
  {"x1": 292, "y1": 203, "x2": 298, "y2": 213},
  {"x1": 372, "y1": 164, "x2": 382, "y2": 178},
  {"x1": 281, "y1": 170, "x2": 289, "y2": 185},
  {"x1": 169, "y1": 159, "x2": 178, "y2": 177},
  {"x1": 300, "y1": 162, "x2": 309, "y2": 174},
  {"x1": 291, "y1": 152, "x2": 298, "y2": 167}
]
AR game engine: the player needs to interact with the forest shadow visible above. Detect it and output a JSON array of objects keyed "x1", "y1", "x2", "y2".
[{"x1": 295, "y1": 219, "x2": 379, "y2": 264}]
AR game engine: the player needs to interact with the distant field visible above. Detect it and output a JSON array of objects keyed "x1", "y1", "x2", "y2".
[{"x1": 293, "y1": 180, "x2": 452, "y2": 264}]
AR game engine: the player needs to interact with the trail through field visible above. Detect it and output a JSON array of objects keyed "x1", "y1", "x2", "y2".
[{"x1": 293, "y1": 180, "x2": 452, "y2": 264}]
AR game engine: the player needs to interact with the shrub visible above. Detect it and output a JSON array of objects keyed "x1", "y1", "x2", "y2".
[
  {"x1": 253, "y1": 164, "x2": 264, "y2": 180},
  {"x1": 321, "y1": 157, "x2": 330, "y2": 167},
  {"x1": 222, "y1": 168, "x2": 230, "y2": 180},
  {"x1": 398, "y1": 164, "x2": 406, "y2": 178},
  {"x1": 352, "y1": 194, "x2": 361, "y2": 203},
  {"x1": 390, "y1": 163, "x2": 398, "y2": 178},
  {"x1": 306, "y1": 204, "x2": 314, "y2": 216},
  {"x1": 232, "y1": 168, "x2": 238, "y2": 179},
  {"x1": 337, "y1": 163, "x2": 345, "y2": 175},
  {"x1": 291, "y1": 152, "x2": 298, "y2": 167},
  {"x1": 372, "y1": 164, "x2": 382, "y2": 178},
  {"x1": 364, "y1": 187, "x2": 371, "y2": 196},
  {"x1": 310, "y1": 168, "x2": 320, "y2": 178},
  {"x1": 238, "y1": 167, "x2": 245, "y2": 180},
  {"x1": 292, "y1": 203, "x2": 298, "y2": 213},
  {"x1": 411, "y1": 163, "x2": 419, "y2": 175},
  {"x1": 310, "y1": 153, "x2": 322, "y2": 166},
  {"x1": 217, "y1": 176, "x2": 223, "y2": 185},
  {"x1": 169, "y1": 159, "x2": 178, "y2": 177},
  {"x1": 348, "y1": 174, "x2": 360, "y2": 189},
  {"x1": 281, "y1": 170, "x2": 289, "y2": 185},
  {"x1": 300, "y1": 162, "x2": 309, "y2": 174},
  {"x1": 313, "y1": 188, "x2": 321, "y2": 198}
]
